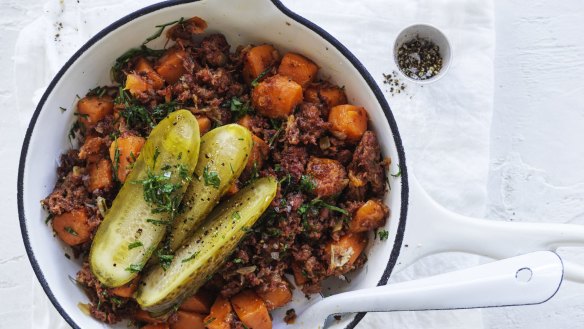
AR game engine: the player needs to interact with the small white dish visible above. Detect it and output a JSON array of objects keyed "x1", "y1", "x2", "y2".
[{"x1": 393, "y1": 23, "x2": 452, "y2": 84}]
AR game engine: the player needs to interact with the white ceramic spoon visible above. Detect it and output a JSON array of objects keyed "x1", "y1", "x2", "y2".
[{"x1": 287, "y1": 251, "x2": 563, "y2": 329}]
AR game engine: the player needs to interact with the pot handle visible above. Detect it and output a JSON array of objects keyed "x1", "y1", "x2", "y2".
[
  {"x1": 295, "y1": 251, "x2": 563, "y2": 328},
  {"x1": 395, "y1": 175, "x2": 584, "y2": 282}
]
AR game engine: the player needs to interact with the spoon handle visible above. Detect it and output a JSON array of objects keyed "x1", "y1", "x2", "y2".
[{"x1": 308, "y1": 251, "x2": 562, "y2": 316}]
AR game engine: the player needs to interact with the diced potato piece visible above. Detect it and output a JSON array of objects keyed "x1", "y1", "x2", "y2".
[
  {"x1": 52, "y1": 209, "x2": 92, "y2": 246},
  {"x1": 349, "y1": 200, "x2": 389, "y2": 233},
  {"x1": 109, "y1": 134, "x2": 146, "y2": 183},
  {"x1": 252, "y1": 74, "x2": 303, "y2": 118},
  {"x1": 257, "y1": 284, "x2": 292, "y2": 310},
  {"x1": 245, "y1": 134, "x2": 269, "y2": 173},
  {"x1": 110, "y1": 275, "x2": 140, "y2": 298},
  {"x1": 243, "y1": 44, "x2": 280, "y2": 84},
  {"x1": 77, "y1": 96, "x2": 114, "y2": 127},
  {"x1": 195, "y1": 115, "x2": 212, "y2": 135},
  {"x1": 277, "y1": 52, "x2": 319, "y2": 88},
  {"x1": 88, "y1": 158, "x2": 113, "y2": 191},
  {"x1": 179, "y1": 290, "x2": 213, "y2": 313},
  {"x1": 205, "y1": 296, "x2": 233, "y2": 329},
  {"x1": 326, "y1": 233, "x2": 368, "y2": 269},
  {"x1": 170, "y1": 311, "x2": 206, "y2": 329},
  {"x1": 125, "y1": 73, "x2": 150, "y2": 95},
  {"x1": 328, "y1": 104, "x2": 368, "y2": 142},
  {"x1": 135, "y1": 57, "x2": 165, "y2": 89},
  {"x1": 231, "y1": 290, "x2": 272, "y2": 329},
  {"x1": 155, "y1": 48, "x2": 187, "y2": 84}
]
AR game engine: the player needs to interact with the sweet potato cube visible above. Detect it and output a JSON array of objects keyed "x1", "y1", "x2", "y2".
[
  {"x1": 124, "y1": 73, "x2": 150, "y2": 96},
  {"x1": 170, "y1": 311, "x2": 206, "y2": 329},
  {"x1": 252, "y1": 74, "x2": 303, "y2": 118},
  {"x1": 231, "y1": 290, "x2": 272, "y2": 329},
  {"x1": 110, "y1": 275, "x2": 140, "y2": 298},
  {"x1": 135, "y1": 57, "x2": 165, "y2": 90},
  {"x1": 195, "y1": 115, "x2": 212, "y2": 136},
  {"x1": 319, "y1": 86, "x2": 347, "y2": 108},
  {"x1": 291, "y1": 262, "x2": 307, "y2": 286},
  {"x1": 349, "y1": 199, "x2": 389, "y2": 233},
  {"x1": 328, "y1": 104, "x2": 368, "y2": 142},
  {"x1": 77, "y1": 95, "x2": 114, "y2": 127},
  {"x1": 223, "y1": 181, "x2": 239, "y2": 198},
  {"x1": 325, "y1": 233, "x2": 368, "y2": 269},
  {"x1": 205, "y1": 296, "x2": 233, "y2": 329},
  {"x1": 52, "y1": 208, "x2": 92, "y2": 246},
  {"x1": 278, "y1": 52, "x2": 319, "y2": 88},
  {"x1": 245, "y1": 134, "x2": 269, "y2": 173},
  {"x1": 88, "y1": 158, "x2": 113, "y2": 191},
  {"x1": 155, "y1": 48, "x2": 187, "y2": 83},
  {"x1": 109, "y1": 134, "x2": 146, "y2": 183},
  {"x1": 257, "y1": 284, "x2": 292, "y2": 310},
  {"x1": 134, "y1": 310, "x2": 163, "y2": 324},
  {"x1": 243, "y1": 44, "x2": 280, "y2": 84},
  {"x1": 179, "y1": 290, "x2": 213, "y2": 313},
  {"x1": 141, "y1": 324, "x2": 169, "y2": 329}
]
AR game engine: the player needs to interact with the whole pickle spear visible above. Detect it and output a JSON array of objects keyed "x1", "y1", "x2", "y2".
[
  {"x1": 169, "y1": 124, "x2": 252, "y2": 252},
  {"x1": 136, "y1": 177, "x2": 277, "y2": 315},
  {"x1": 90, "y1": 110, "x2": 200, "y2": 287}
]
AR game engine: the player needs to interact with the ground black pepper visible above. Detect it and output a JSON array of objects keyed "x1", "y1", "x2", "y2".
[
  {"x1": 382, "y1": 70, "x2": 407, "y2": 96},
  {"x1": 397, "y1": 36, "x2": 443, "y2": 80}
]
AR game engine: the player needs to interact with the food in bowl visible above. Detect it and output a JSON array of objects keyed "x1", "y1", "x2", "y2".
[{"x1": 41, "y1": 16, "x2": 390, "y2": 328}]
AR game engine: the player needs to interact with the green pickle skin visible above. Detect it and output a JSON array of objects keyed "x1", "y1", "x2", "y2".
[
  {"x1": 169, "y1": 124, "x2": 253, "y2": 252},
  {"x1": 136, "y1": 177, "x2": 277, "y2": 315},
  {"x1": 89, "y1": 110, "x2": 200, "y2": 287}
]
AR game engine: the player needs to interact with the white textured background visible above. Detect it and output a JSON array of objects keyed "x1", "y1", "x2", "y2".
[{"x1": 1, "y1": 0, "x2": 584, "y2": 328}]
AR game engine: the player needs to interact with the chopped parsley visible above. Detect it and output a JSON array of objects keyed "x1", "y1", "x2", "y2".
[
  {"x1": 146, "y1": 218, "x2": 170, "y2": 226},
  {"x1": 233, "y1": 258, "x2": 243, "y2": 264},
  {"x1": 391, "y1": 168, "x2": 402, "y2": 178},
  {"x1": 125, "y1": 263, "x2": 143, "y2": 273},
  {"x1": 378, "y1": 229, "x2": 389, "y2": 241},
  {"x1": 143, "y1": 17, "x2": 184, "y2": 45},
  {"x1": 68, "y1": 120, "x2": 84, "y2": 143},
  {"x1": 299, "y1": 174, "x2": 316, "y2": 192},
  {"x1": 203, "y1": 165, "x2": 221, "y2": 188},
  {"x1": 232, "y1": 211, "x2": 241, "y2": 220},
  {"x1": 157, "y1": 249, "x2": 174, "y2": 270},
  {"x1": 251, "y1": 66, "x2": 271, "y2": 87},
  {"x1": 64, "y1": 226, "x2": 78, "y2": 236},
  {"x1": 110, "y1": 46, "x2": 166, "y2": 83},
  {"x1": 298, "y1": 198, "x2": 348, "y2": 217},
  {"x1": 229, "y1": 97, "x2": 252, "y2": 120},
  {"x1": 110, "y1": 297, "x2": 123, "y2": 306},
  {"x1": 182, "y1": 251, "x2": 200, "y2": 263},
  {"x1": 128, "y1": 241, "x2": 143, "y2": 250},
  {"x1": 204, "y1": 317, "x2": 216, "y2": 326},
  {"x1": 112, "y1": 141, "x2": 121, "y2": 183}
]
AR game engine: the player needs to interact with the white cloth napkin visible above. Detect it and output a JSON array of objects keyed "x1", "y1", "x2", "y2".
[{"x1": 14, "y1": 0, "x2": 495, "y2": 328}]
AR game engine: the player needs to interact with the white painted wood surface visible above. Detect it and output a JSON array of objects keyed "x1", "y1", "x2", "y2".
[{"x1": 0, "y1": 0, "x2": 583, "y2": 328}]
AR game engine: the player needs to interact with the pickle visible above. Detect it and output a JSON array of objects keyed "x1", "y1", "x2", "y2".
[
  {"x1": 136, "y1": 177, "x2": 277, "y2": 314},
  {"x1": 168, "y1": 124, "x2": 253, "y2": 252},
  {"x1": 89, "y1": 110, "x2": 200, "y2": 287}
]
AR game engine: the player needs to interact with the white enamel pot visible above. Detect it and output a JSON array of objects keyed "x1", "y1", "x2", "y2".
[{"x1": 17, "y1": 0, "x2": 584, "y2": 328}]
